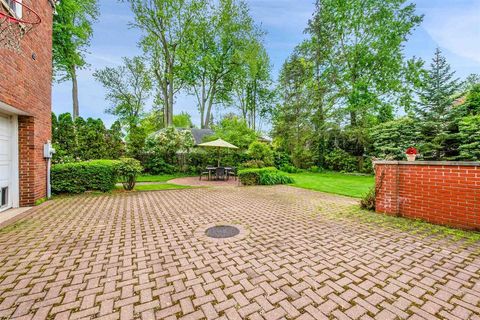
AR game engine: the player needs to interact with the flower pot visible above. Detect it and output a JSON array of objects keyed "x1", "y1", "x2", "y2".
[{"x1": 406, "y1": 154, "x2": 416, "y2": 161}]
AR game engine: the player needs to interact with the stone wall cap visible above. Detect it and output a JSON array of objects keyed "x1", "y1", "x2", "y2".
[{"x1": 373, "y1": 160, "x2": 480, "y2": 167}]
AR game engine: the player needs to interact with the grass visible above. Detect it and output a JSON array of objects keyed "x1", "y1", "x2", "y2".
[
  {"x1": 136, "y1": 173, "x2": 192, "y2": 182},
  {"x1": 287, "y1": 171, "x2": 374, "y2": 198},
  {"x1": 133, "y1": 183, "x2": 192, "y2": 191}
]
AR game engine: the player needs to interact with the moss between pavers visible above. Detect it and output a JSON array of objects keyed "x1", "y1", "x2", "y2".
[{"x1": 321, "y1": 205, "x2": 480, "y2": 245}]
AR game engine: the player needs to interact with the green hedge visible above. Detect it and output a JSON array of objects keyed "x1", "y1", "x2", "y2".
[
  {"x1": 51, "y1": 160, "x2": 120, "y2": 194},
  {"x1": 238, "y1": 167, "x2": 294, "y2": 186}
]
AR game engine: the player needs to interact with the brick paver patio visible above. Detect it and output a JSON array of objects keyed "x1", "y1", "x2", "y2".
[{"x1": 0, "y1": 186, "x2": 479, "y2": 320}]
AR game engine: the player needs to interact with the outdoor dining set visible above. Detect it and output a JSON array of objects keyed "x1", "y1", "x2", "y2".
[
  {"x1": 196, "y1": 138, "x2": 239, "y2": 181},
  {"x1": 199, "y1": 166, "x2": 237, "y2": 181}
]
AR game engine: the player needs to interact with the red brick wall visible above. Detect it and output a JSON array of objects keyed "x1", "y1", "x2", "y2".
[
  {"x1": 0, "y1": 1, "x2": 54, "y2": 206},
  {"x1": 375, "y1": 161, "x2": 480, "y2": 230}
]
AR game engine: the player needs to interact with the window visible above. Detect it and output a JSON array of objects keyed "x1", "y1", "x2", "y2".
[
  {"x1": 3, "y1": 0, "x2": 22, "y2": 19},
  {"x1": 0, "y1": 187, "x2": 7, "y2": 208}
]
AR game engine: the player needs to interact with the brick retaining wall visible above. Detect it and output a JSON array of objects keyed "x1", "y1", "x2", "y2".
[{"x1": 374, "y1": 161, "x2": 480, "y2": 230}]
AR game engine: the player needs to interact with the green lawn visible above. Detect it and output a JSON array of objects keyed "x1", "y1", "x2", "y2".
[
  {"x1": 136, "y1": 173, "x2": 192, "y2": 182},
  {"x1": 288, "y1": 171, "x2": 374, "y2": 198},
  {"x1": 116, "y1": 173, "x2": 194, "y2": 191},
  {"x1": 134, "y1": 183, "x2": 192, "y2": 191}
]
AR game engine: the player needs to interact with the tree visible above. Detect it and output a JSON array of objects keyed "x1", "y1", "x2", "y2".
[
  {"x1": 94, "y1": 57, "x2": 152, "y2": 128},
  {"x1": 210, "y1": 116, "x2": 257, "y2": 149},
  {"x1": 309, "y1": 0, "x2": 423, "y2": 128},
  {"x1": 53, "y1": 0, "x2": 99, "y2": 118},
  {"x1": 233, "y1": 40, "x2": 274, "y2": 131},
  {"x1": 247, "y1": 141, "x2": 273, "y2": 166},
  {"x1": 272, "y1": 55, "x2": 316, "y2": 167},
  {"x1": 56, "y1": 113, "x2": 77, "y2": 157},
  {"x1": 126, "y1": 0, "x2": 206, "y2": 127},
  {"x1": 415, "y1": 48, "x2": 462, "y2": 159},
  {"x1": 370, "y1": 117, "x2": 419, "y2": 160},
  {"x1": 173, "y1": 112, "x2": 193, "y2": 128},
  {"x1": 185, "y1": 0, "x2": 259, "y2": 128},
  {"x1": 106, "y1": 121, "x2": 125, "y2": 159},
  {"x1": 76, "y1": 118, "x2": 109, "y2": 160},
  {"x1": 94, "y1": 57, "x2": 153, "y2": 159},
  {"x1": 458, "y1": 115, "x2": 480, "y2": 160}
]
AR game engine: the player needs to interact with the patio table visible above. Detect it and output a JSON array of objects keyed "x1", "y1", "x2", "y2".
[{"x1": 205, "y1": 167, "x2": 232, "y2": 181}]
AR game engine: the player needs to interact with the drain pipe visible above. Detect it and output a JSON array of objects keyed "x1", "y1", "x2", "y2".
[{"x1": 43, "y1": 141, "x2": 55, "y2": 198}]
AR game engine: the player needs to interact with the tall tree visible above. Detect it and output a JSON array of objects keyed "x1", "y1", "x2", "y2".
[
  {"x1": 309, "y1": 0, "x2": 423, "y2": 127},
  {"x1": 185, "y1": 0, "x2": 259, "y2": 128},
  {"x1": 94, "y1": 56, "x2": 153, "y2": 159},
  {"x1": 126, "y1": 0, "x2": 206, "y2": 127},
  {"x1": 53, "y1": 0, "x2": 99, "y2": 118},
  {"x1": 106, "y1": 121, "x2": 125, "y2": 159},
  {"x1": 233, "y1": 40, "x2": 273, "y2": 131},
  {"x1": 94, "y1": 57, "x2": 152, "y2": 128},
  {"x1": 415, "y1": 48, "x2": 462, "y2": 159}
]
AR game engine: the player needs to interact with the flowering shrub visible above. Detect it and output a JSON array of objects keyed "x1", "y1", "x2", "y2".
[{"x1": 405, "y1": 147, "x2": 418, "y2": 155}]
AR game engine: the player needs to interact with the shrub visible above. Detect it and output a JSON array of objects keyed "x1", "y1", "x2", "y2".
[
  {"x1": 117, "y1": 158, "x2": 143, "y2": 190},
  {"x1": 324, "y1": 148, "x2": 358, "y2": 172},
  {"x1": 238, "y1": 167, "x2": 294, "y2": 186},
  {"x1": 360, "y1": 187, "x2": 376, "y2": 211},
  {"x1": 370, "y1": 117, "x2": 419, "y2": 160},
  {"x1": 143, "y1": 155, "x2": 176, "y2": 174},
  {"x1": 248, "y1": 141, "x2": 274, "y2": 166},
  {"x1": 273, "y1": 151, "x2": 292, "y2": 169},
  {"x1": 279, "y1": 164, "x2": 300, "y2": 173},
  {"x1": 51, "y1": 160, "x2": 120, "y2": 194},
  {"x1": 240, "y1": 160, "x2": 265, "y2": 169},
  {"x1": 309, "y1": 165, "x2": 323, "y2": 173}
]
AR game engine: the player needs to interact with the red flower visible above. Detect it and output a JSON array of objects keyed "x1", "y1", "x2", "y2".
[{"x1": 405, "y1": 147, "x2": 418, "y2": 155}]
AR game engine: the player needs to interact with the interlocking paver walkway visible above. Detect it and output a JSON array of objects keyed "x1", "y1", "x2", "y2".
[{"x1": 0, "y1": 186, "x2": 479, "y2": 320}]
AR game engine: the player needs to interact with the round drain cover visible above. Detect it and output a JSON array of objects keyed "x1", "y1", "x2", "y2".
[{"x1": 205, "y1": 225, "x2": 240, "y2": 239}]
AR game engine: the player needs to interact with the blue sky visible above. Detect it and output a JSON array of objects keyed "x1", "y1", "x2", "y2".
[{"x1": 52, "y1": 0, "x2": 480, "y2": 127}]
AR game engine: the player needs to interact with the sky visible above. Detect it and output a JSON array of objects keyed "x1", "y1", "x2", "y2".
[{"x1": 52, "y1": 0, "x2": 480, "y2": 128}]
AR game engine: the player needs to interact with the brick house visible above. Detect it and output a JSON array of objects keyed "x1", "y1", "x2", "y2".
[{"x1": 0, "y1": 0, "x2": 56, "y2": 210}]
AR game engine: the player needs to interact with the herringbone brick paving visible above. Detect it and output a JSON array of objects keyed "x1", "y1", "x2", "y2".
[{"x1": 0, "y1": 186, "x2": 479, "y2": 319}]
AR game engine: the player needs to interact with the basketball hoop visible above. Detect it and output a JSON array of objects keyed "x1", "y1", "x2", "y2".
[{"x1": 0, "y1": 0, "x2": 41, "y2": 52}]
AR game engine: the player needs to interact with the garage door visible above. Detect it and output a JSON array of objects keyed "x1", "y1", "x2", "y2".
[{"x1": 0, "y1": 113, "x2": 13, "y2": 211}]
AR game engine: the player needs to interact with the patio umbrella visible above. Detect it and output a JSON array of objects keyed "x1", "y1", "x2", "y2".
[{"x1": 197, "y1": 138, "x2": 238, "y2": 167}]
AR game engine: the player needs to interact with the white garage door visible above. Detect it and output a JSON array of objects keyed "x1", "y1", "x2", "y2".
[{"x1": 0, "y1": 113, "x2": 13, "y2": 211}]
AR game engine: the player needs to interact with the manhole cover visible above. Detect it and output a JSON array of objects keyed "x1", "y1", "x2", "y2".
[{"x1": 205, "y1": 225, "x2": 240, "y2": 239}]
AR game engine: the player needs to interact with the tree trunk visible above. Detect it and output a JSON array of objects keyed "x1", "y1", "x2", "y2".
[
  {"x1": 204, "y1": 85, "x2": 216, "y2": 129},
  {"x1": 71, "y1": 66, "x2": 79, "y2": 119}
]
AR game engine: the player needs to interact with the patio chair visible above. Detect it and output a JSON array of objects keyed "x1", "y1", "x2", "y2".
[
  {"x1": 227, "y1": 167, "x2": 237, "y2": 181},
  {"x1": 199, "y1": 169, "x2": 210, "y2": 181},
  {"x1": 215, "y1": 167, "x2": 226, "y2": 181}
]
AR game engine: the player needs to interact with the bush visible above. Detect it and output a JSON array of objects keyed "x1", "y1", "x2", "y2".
[
  {"x1": 117, "y1": 158, "x2": 143, "y2": 190},
  {"x1": 248, "y1": 141, "x2": 274, "y2": 166},
  {"x1": 309, "y1": 165, "x2": 323, "y2": 173},
  {"x1": 324, "y1": 148, "x2": 358, "y2": 172},
  {"x1": 240, "y1": 160, "x2": 266, "y2": 169},
  {"x1": 273, "y1": 151, "x2": 292, "y2": 169},
  {"x1": 51, "y1": 160, "x2": 120, "y2": 194},
  {"x1": 360, "y1": 187, "x2": 376, "y2": 211},
  {"x1": 238, "y1": 167, "x2": 294, "y2": 186},
  {"x1": 279, "y1": 164, "x2": 300, "y2": 173},
  {"x1": 143, "y1": 155, "x2": 176, "y2": 174}
]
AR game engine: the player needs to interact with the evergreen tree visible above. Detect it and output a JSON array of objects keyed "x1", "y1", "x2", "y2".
[
  {"x1": 56, "y1": 113, "x2": 77, "y2": 158},
  {"x1": 106, "y1": 121, "x2": 125, "y2": 159},
  {"x1": 458, "y1": 115, "x2": 480, "y2": 160},
  {"x1": 415, "y1": 48, "x2": 462, "y2": 160}
]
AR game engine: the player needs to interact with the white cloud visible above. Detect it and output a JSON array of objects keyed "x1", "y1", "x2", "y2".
[{"x1": 422, "y1": 2, "x2": 480, "y2": 63}]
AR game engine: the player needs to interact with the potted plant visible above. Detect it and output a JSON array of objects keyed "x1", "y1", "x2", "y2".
[{"x1": 405, "y1": 147, "x2": 418, "y2": 161}]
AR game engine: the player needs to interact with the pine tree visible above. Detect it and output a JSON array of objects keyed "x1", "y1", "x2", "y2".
[
  {"x1": 415, "y1": 48, "x2": 462, "y2": 160},
  {"x1": 56, "y1": 113, "x2": 77, "y2": 160},
  {"x1": 106, "y1": 121, "x2": 125, "y2": 159}
]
